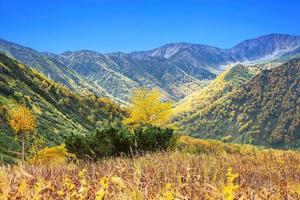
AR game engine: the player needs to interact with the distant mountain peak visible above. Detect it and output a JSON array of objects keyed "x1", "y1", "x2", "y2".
[
  {"x1": 61, "y1": 50, "x2": 101, "y2": 57},
  {"x1": 229, "y1": 33, "x2": 300, "y2": 62},
  {"x1": 233, "y1": 33, "x2": 300, "y2": 48},
  {"x1": 130, "y1": 42, "x2": 222, "y2": 59}
]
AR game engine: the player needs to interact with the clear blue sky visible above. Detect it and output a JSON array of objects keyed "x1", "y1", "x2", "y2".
[{"x1": 1, "y1": 0, "x2": 300, "y2": 53}]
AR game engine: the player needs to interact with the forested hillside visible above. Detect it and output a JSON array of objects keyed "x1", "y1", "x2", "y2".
[
  {"x1": 0, "y1": 54, "x2": 124, "y2": 162},
  {"x1": 174, "y1": 59, "x2": 300, "y2": 149},
  {"x1": 173, "y1": 64, "x2": 257, "y2": 118}
]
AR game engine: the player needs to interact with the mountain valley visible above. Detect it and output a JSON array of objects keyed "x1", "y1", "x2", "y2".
[{"x1": 0, "y1": 33, "x2": 300, "y2": 151}]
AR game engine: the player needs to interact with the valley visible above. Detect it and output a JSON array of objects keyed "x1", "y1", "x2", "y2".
[
  {"x1": 0, "y1": 33, "x2": 299, "y2": 199},
  {"x1": 0, "y1": 33, "x2": 299, "y2": 156},
  {"x1": 2, "y1": 0, "x2": 300, "y2": 199}
]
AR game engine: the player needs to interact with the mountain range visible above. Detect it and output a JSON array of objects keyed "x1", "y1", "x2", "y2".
[{"x1": 1, "y1": 33, "x2": 300, "y2": 103}]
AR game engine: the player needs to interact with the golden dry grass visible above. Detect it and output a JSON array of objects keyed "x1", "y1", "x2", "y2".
[{"x1": 1, "y1": 150, "x2": 300, "y2": 200}]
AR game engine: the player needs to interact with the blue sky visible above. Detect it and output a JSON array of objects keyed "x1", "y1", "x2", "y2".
[{"x1": 1, "y1": 0, "x2": 300, "y2": 53}]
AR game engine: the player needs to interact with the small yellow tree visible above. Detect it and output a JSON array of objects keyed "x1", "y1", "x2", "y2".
[
  {"x1": 7, "y1": 104, "x2": 36, "y2": 161},
  {"x1": 123, "y1": 88, "x2": 173, "y2": 127}
]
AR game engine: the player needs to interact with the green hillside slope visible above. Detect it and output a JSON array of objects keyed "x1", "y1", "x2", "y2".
[
  {"x1": 174, "y1": 59, "x2": 300, "y2": 149},
  {"x1": 173, "y1": 64, "x2": 257, "y2": 121},
  {"x1": 0, "y1": 54, "x2": 124, "y2": 163}
]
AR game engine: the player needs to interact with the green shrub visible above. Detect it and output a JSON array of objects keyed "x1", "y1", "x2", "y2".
[
  {"x1": 65, "y1": 125, "x2": 134, "y2": 160},
  {"x1": 65, "y1": 124, "x2": 174, "y2": 160},
  {"x1": 134, "y1": 125, "x2": 174, "y2": 152}
]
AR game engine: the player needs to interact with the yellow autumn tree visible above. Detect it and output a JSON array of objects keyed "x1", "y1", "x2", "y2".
[
  {"x1": 7, "y1": 104, "x2": 36, "y2": 161},
  {"x1": 123, "y1": 88, "x2": 173, "y2": 127}
]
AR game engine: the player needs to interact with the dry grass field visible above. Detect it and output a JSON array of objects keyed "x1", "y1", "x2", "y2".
[{"x1": 1, "y1": 148, "x2": 300, "y2": 200}]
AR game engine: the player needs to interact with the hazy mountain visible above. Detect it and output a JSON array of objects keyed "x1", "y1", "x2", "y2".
[
  {"x1": 0, "y1": 33, "x2": 299, "y2": 103},
  {"x1": 0, "y1": 39, "x2": 113, "y2": 100},
  {"x1": 132, "y1": 33, "x2": 300, "y2": 68},
  {"x1": 48, "y1": 50, "x2": 140, "y2": 102},
  {"x1": 53, "y1": 33, "x2": 300, "y2": 102},
  {"x1": 173, "y1": 58, "x2": 300, "y2": 149},
  {"x1": 230, "y1": 33, "x2": 300, "y2": 62},
  {"x1": 50, "y1": 49, "x2": 211, "y2": 101}
]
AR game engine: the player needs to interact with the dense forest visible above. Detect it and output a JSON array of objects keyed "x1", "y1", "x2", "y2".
[{"x1": 174, "y1": 59, "x2": 300, "y2": 149}]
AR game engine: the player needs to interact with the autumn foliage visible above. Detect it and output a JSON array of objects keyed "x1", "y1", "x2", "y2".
[
  {"x1": 7, "y1": 104, "x2": 36, "y2": 134},
  {"x1": 123, "y1": 88, "x2": 173, "y2": 127},
  {"x1": 0, "y1": 149, "x2": 300, "y2": 199},
  {"x1": 7, "y1": 104, "x2": 36, "y2": 161},
  {"x1": 28, "y1": 144, "x2": 75, "y2": 166}
]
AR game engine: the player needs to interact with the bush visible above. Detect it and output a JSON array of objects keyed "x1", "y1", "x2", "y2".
[
  {"x1": 92, "y1": 126, "x2": 134, "y2": 158},
  {"x1": 65, "y1": 125, "x2": 135, "y2": 160},
  {"x1": 134, "y1": 125, "x2": 174, "y2": 152},
  {"x1": 65, "y1": 133, "x2": 91, "y2": 160},
  {"x1": 65, "y1": 124, "x2": 174, "y2": 160}
]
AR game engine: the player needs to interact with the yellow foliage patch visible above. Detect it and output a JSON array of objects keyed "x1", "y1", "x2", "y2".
[
  {"x1": 27, "y1": 144, "x2": 75, "y2": 166},
  {"x1": 7, "y1": 104, "x2": 36, "y2": 134},
  {"x1": 123, "y1": 88, "x2": 173, "y2": 127}
]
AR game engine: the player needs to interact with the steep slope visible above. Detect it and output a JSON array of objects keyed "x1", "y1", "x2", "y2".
[
  {"x1": 173, "y1": 64, "x2": 257, "y2": 121},
  {"x1": 107, "y1": 52, "x2": 213, "y2": 100},
  {"x1": 130, "y1": 42, "x2": 194, "y2": 59},
  {"x1": 51, "y1": 51, "x2": 140, "y2": 102},
  {"x1": 175, "y1": 59, "x2": 300, "y2": 149},
  {"x1": 0, "y1": 54, "x2": 124, "y2": 163},
  {"x1": 59, "y1": 51, "x2": 210, "y2": 101},
  {"x1": 131, "y1": 43, "x2": 230, "y2": 76},
  {"x1": 0, "y1": 39, "x2": 112, "y2": 100}
]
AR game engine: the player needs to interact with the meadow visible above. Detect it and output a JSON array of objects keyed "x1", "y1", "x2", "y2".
[{"x1": 1, "y1": 140, "x2": 300, "y2": 200}]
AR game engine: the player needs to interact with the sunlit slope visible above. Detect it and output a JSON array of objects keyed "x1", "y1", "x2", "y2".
[
  {"x1": 174, "y1": 59, "x2": 300, "y2": 149},
  {"x1": 173, "y1": 64, "x2": 257, "y2": 120}
]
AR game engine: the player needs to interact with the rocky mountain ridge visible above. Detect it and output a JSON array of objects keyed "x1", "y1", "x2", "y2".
[{"x1": 1, "y1": 33, "x2": 299, "y2": 103}]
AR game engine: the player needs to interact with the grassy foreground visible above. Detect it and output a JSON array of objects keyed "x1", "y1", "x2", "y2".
[{"x1": 1, "y1": 148, "x2": 300, "y2": 199}]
